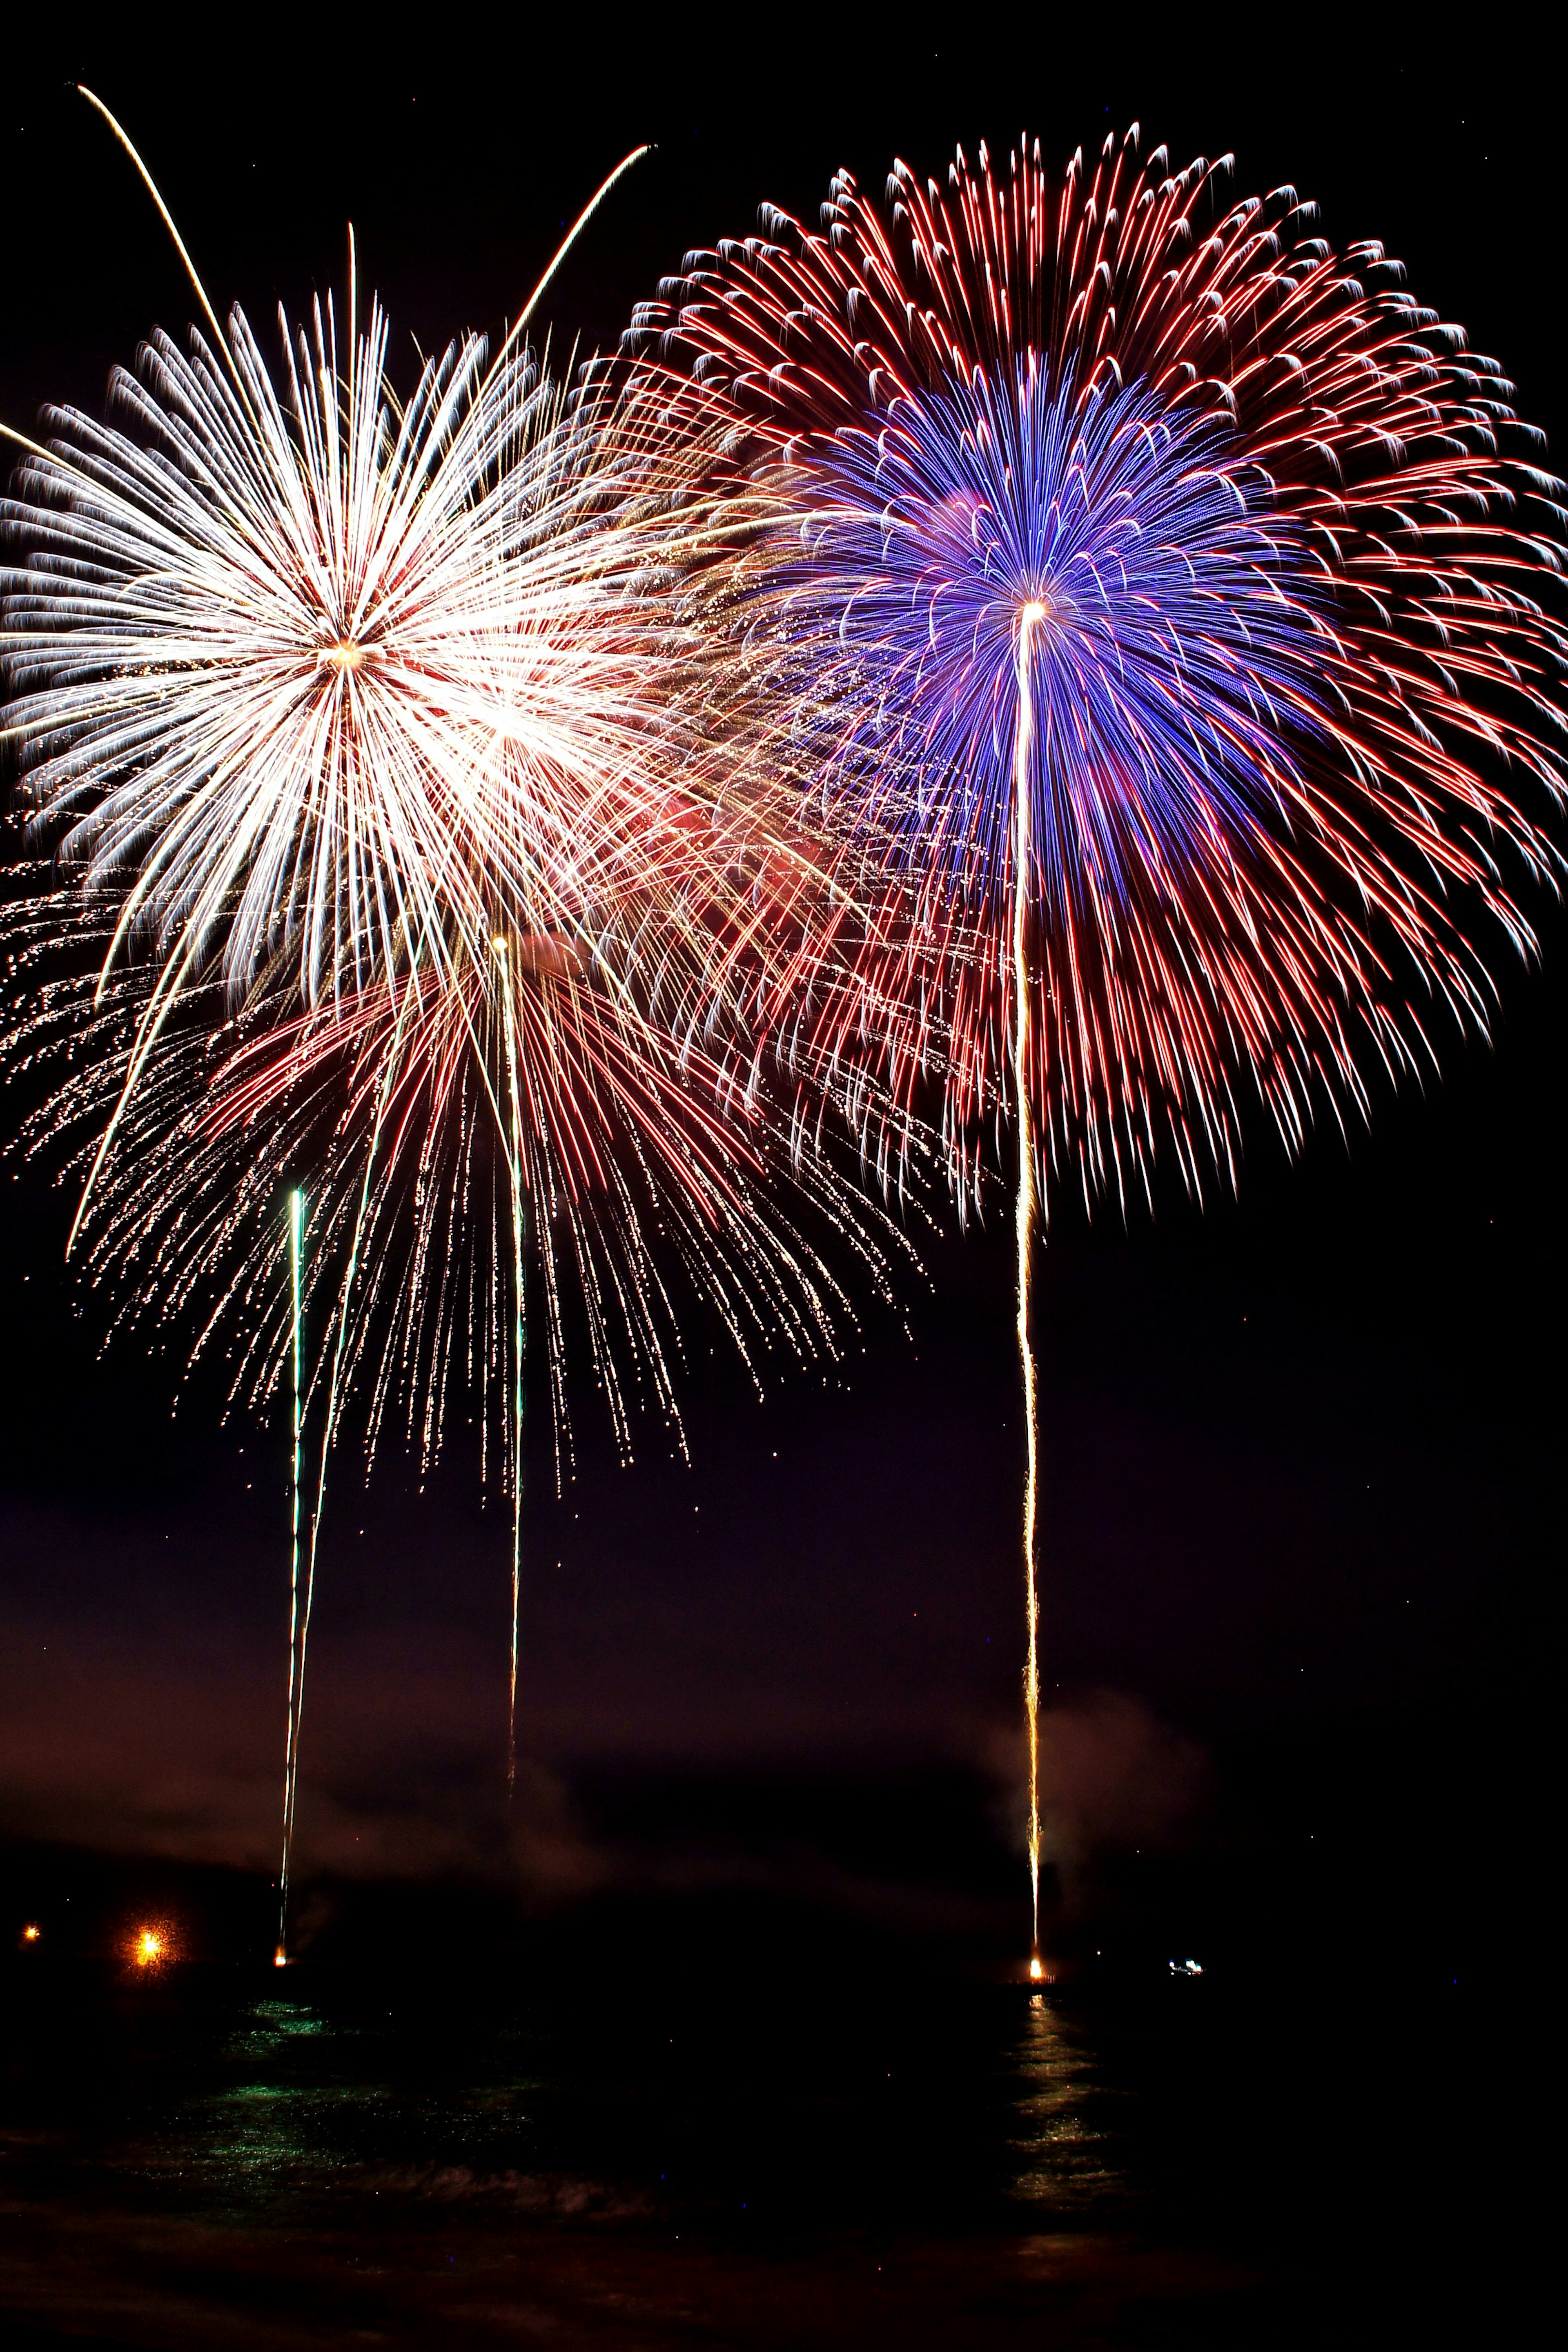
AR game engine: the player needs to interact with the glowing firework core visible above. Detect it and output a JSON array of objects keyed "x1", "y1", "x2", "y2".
[
  {"x1": 319, "y1": 639, "x2": 371, "y2": 674},
  {"x1": 136, "y1": 1930, "x2": 162, "y2": 1965}
]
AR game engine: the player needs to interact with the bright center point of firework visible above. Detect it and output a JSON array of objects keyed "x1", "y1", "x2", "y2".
[
  {"x1": 1018, "y1": 598, "x2": 1048, "y2": 632},
  {"x1": 23, "y1": 1924, "x2": 40, "y2": 1942},
  {"x1": 273, "y1": 1944, "x2": 288, "y2": 1968},
  {"x1": 1029, "y1": 1954, "x2": 1045, "y2": 1981},
  {"x1": 136, "y1": 1929, "x2": 162, "y2": 1965},
  {"x1": 321, "y1": 639, "x2": 366, "y2": 673}
]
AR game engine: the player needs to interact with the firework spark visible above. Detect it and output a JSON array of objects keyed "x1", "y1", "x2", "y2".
[
  {"x1": 629, "y1": 127, "x2": 1567, "y2": 1947},
  {"x1": 0, "y1": 97, "x2": 661, "y2": 1254},
  {"x1": 1, "y1": 118, "x2": 912, "y2": 1934},
  {"x1": 2, "y1": 276, "x2": 520, "y2": 1242}
]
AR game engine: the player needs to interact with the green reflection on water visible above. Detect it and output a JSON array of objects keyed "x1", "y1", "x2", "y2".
[{"x1": 177, "y1": 2002, "x2": 548, "y2": 2200}]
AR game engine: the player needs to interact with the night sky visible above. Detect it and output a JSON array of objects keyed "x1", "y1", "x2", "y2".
[{"x1": 1, "y1": 21, "x2": 1561, "y2": 1961}]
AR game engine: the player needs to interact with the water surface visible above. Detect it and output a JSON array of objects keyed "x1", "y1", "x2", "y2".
[{"x1": 1, "y1": 1916, "x2": 1503, "y2": 2348}]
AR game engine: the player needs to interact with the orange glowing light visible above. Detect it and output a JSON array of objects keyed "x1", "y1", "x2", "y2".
[
  {"x1": 318, "y1": 638, "x2": 368, "y2": 673},
  {"x1": 273, "y1": 1945, "x2": 288, "y2": 1969},
  {"x1": 1029, "y1": 1955, "x2": 1045, "y2": 1982},
  {"x1": 136, "y1": 1929, "x2": 163, "y2": 1966},
  {"x1": 22, "y1": 1924, "x2": 41, "y2": 1942}
]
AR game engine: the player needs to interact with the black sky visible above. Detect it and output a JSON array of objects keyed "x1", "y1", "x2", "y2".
[{"x1": 1, "y1": 15, "x2": 1561, "y2": 1927}]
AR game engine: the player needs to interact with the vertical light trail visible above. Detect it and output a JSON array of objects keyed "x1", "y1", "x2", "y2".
[
  {"x1": 278, "y1": 1186, "x2": 304, "y2": 1953},
  {"x1": 276, "y1": 960, "x2": 427, "y2": 1955},
  {"x1": 637, "y1": 129, "x2": 1568, "y2": 1976},
  {"x1": 1014, "y1": 604, "x2": 1046, "y2": 1962},
  {"x1": 493, "y1": 939, "x2": 527, "y2": 1795}
]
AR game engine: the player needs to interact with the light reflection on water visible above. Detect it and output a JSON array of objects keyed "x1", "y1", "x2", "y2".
[
  {"x1": 2, "y1": 1949, "x2": 1483, "y2": 2348},
  {"x1": 174, "y1": 1986, "x2": 1131, "y2": 2221},
  {"x1": 1008, "y1": 1991, "x2": 1123, "y2": 2212},
  {"x1": 195, "y1": 2001, "x2": 347, "y2": 2192},
  {"x1": 189, "y1": 1998, "x2": 547, "y2": 2205},
  {"x1": 34, "y1": 1969, "x2": 1153, "y2": 2252},
  {"x1": 229, "y1": 1999, "x2": 330, "y2": 2048}
]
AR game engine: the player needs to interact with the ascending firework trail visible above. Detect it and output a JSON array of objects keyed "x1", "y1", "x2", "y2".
[
  {"x1": 3, "y1": 94, "x2": 662, "y2": 1938},
  {"x1": 280, "y1": 1189, "x2": 304, "y2": 1951},
  {"x1": 0, "y1": 98, "x2": 904, "y2": 1949},
  {"x1": 628, "y1": 127, "x2": 1567, "y2": 1961},
  {"x1": 1011, "y1": 604, "x2": 1045, "y2": 1927}
]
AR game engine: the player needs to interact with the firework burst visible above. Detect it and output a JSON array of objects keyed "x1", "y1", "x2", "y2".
[
  {"x1": 0, "y1": 105, "x2": 910, "y2": 1937},
  {"x1": 628, "y1": 126, "x2": 1568, "y2": 1945},
  {"x1": 0, "y1": 316, "x2": 903, "y2": 1920},
  {"x1": 1, "y1": 268, "x2": 542, "y2": 1245}
]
